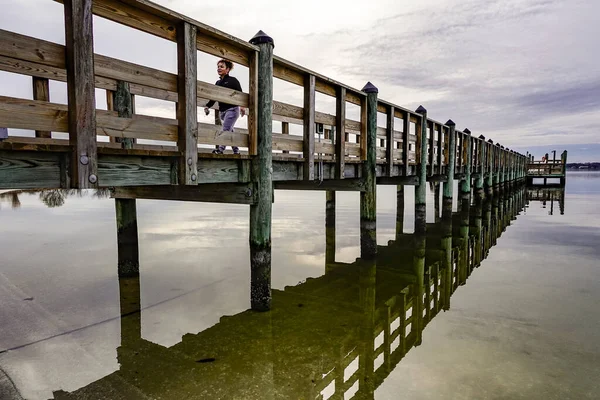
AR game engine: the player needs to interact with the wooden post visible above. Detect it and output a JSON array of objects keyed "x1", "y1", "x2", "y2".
[
  {"x1": 360, "y1": 82, "x2": 378, "y2": 260},
  {"x1": 281, "y1": 122, "x2": 290, "y2": 154},
  {"x1": 436, "y1": 124, "x2": 443, "y2": 175},
  {"x1": 395, "y1": 185, "x2": 404, "y2": 241},
  {"x1": 325, "y1": 191, "x2": 336, "y2": 268},
  {"x1": 386, "y1": 106, "x2": 394, "y2": 177},
  {"x1": 475, "y1": 135, "x2": 485, "y2": 200},
  {"x1": 303, "y1": 74, "x2": 316, "y2": 180},
  {"x1": 443, "y1": 120, "x2": 456, "y2": 209},
  {"x1": 415, "y1": 105, "x2": 428, "y2": 236},
  {"x1": 461, "y1": 129, "x2": 472, "y2": 207},
  {"x1": 428, "y1": 121, "x2": 435, "y2": 177},
  {"x1": 115, "y1": 198, "x2": 139, "y2": 277},
  {"x1": 64, "y1": 0, "x2": 97, "y2": 189},
  {"x1": 177, "y1": 22, "x2": 198, "y2": 185},
  {"x1": 402, "y1": 112, "x2": 410, "y2": 176},
  {"x1": 114, "y1": 81, "x2": 135, "y2": 149},
  {"x1": 249, "y1": 30, "x2": 274, "y2": 311},
  {"x1": 335, "y1": 86, "x2": 346, "y2": 179},
  {"x1": 33, "y1": 77, "x2": 51, "y2": 138},
  {"x1": 486, "y1": 139, "x2": 494, "y2": 196}
]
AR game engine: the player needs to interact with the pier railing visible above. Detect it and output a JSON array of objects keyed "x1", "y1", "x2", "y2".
[{"x1": 0, "y1": 0, "x2": 528, "y2": 190}]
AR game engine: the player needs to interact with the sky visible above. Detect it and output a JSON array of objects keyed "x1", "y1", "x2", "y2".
[{"x1": 0, "y1": 0, "x2": 598, "y2": 161}]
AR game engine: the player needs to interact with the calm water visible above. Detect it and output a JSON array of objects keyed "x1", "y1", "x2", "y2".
[{"x1": 0, "y1": 172, "x2": 598, "y2": 399}]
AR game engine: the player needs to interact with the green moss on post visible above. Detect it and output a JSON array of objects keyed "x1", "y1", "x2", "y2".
[
  {"x1": 115, "y1": 198, "x2": 139, "y2": 277},
  {"x1": 249, "y1": 31, "x2": 274, "y2": 311},
  {"x1": 360, "y1": 82, "x2": 378, "y2": 260}
]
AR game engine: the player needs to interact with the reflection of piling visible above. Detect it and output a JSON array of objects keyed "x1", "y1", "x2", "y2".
[
  {"x1": 395, "y1": 185, "x2": 404, "y2": 241},
  {"x1": 115, "y1": 198, "x2": 139, "y2": 277},
  {"x1": 249, "y1": 31, "x2": 274, "y2": 311},
  {"x1": 360, "y1": 83, "x2": 378, "y2": 260},
  {"x1": 118, "y1": 275, "x2": 141, "y2": 347},
  {"x1": 441, "y1": 120, "x2": 455, "y2": 311},
  {"x1": 358, "y1": 260, "x2": 376, "y2": 398},
  {"x1": 325, "y1": 191, "x2": 336, "y2": 268},
  {"x1": 470, "y1": 197, "x2": 483, "y2": 269},
  {"x1": 413, "y1": 232, "x2": 426, "y2": 346}
]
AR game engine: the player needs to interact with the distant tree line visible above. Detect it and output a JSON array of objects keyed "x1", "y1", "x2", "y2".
[{"x1": 566, "y1": 163, "x2": 600, "y2": 170}]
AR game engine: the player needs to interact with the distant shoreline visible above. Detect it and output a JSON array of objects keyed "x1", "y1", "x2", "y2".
[{"x1": 566, "y1": 163, "x2": 600, "y2": 170}]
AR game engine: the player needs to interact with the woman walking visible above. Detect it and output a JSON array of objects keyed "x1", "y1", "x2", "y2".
[{"x1": 204, "y1": 59, "x2": 245, "y2": 154}]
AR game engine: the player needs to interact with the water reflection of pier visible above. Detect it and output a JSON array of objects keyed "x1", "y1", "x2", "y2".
[
  {"x1": 50, "y1": 187, "x2": 525, "y2": 400},
  {"x1": 526, "y1": 187, "x2": 565, "y2": 215}
]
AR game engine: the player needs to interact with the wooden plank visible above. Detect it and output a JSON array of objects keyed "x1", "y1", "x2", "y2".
[
  {"x1": 64, "y1": 0, "x2": 97, "y2": 188},
  {"x1": 111, "y1": 183, "x2": 256, "y2": 204},
  {"x1": 32, "y1": 77, "x2": 51, "y2": 138},
  {"x1": 176, "y1": 22, "x2": 198, "y2": 185},
  {"x1": 0, "y1": 151, "x2": 62, "y2": 189},
  {"x1": 335, "y1": 86, "x2": 346, "y2": 179},
  {"x1": 99, "y1": 154, "x2": 173, "y2": 186},
  {"x1": 247, "y1": 50, "x2": 258, "y2": 155},
  {"x1": 386, "y1": 106, "x2": 394, "y2": 177},
  {"x1": 303, "y1": 74, "x2": 315, "y2": 180}
]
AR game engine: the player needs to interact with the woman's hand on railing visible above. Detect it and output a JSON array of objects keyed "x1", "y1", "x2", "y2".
[{"x1": 240, "y1": 107, "x2": 246, "y2": 117}]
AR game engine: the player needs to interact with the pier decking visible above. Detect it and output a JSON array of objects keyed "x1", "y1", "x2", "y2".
[{"x1": 0, "y1": 0, "x2": 532, "y2": 311}]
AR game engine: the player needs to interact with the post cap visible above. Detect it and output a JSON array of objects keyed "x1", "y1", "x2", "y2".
[
  {"x1": 478, "y1": 134, "x2": 485, "y2": 140},
  {"x1": 361, "y1": 81, "x2": 378, "y2": 93},
  {"x1": 445, "y1": 119, "x2": 455, "y2": 126},
  {"x1": 250, "y1": 30, "x2": 274, "y2": 47},
  {"x1": 415, "y1": 105, "x2": 427, "y2": 114},
  {"x1": 464, "y1": 128, "x2": 471, "y2": 134},
  {"x1": 488, "y1": 139, "x2": 494, "y2": 144}
]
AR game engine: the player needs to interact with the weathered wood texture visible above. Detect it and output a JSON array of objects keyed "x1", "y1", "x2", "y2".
[
  {"x1": 335, "y1": 86, "x2": 346, "y2": 179},
  {"x1": 249, "y1": 34, "x2": 274, "y2": 311},
  {"x1": 112, "y1": 183, "x2": 256, "y2": 204},
  {"x1": 360, "y1": 84, "x2": 378, "y2": 260},
  {"x1": 303, "y1": 74, "x2": 316, "y2": 180},
  {"x1": 32, "y1": 77, "x2": 51, "y2": 138},
  {"x1": 115, "y1": 198, "x2": 139, "y2": 277},
  {"x1": 176, "y1": 22, "x2": 198, "y2": 185},
  {"x1": 64, "y1": 0, "x2": 97, "y2": 188}
]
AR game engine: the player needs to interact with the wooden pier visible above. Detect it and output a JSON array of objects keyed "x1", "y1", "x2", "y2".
[
  {"x1": 47, "y1": 186, "x2": 526, "y2": 400},
  {"x1": 526, "y1": 150, "x2": 568, "y2": 186},
  {"x1": 0, "y1": 0, "x2": 530, "y2": 311}
]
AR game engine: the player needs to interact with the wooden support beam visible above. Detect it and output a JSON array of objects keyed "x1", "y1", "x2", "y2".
[
  {"x1": 443, "y1": 120, "x2": 456, "y2": 202},
  {"x1": 376, "y1": 176, "x2": 419, "y2": 186},
  {"x1": 281, "y1": 121, "x2": 289, "y2": 154},
  {"x1": 303, "y1": 74, "x2": 316, "y2": 180},
  {"x1": 111, "y1": 183, "x2": 256, "y2": 204},
  {"x1": 360, "y1": 82, "x2": 378, "y2": 260},
  {"x1": 360, "y1": 95, "x2": 368, "y2": 160},
  {"x1": 249, "y1": 30, "x2": 274, "y2": 311},
  {"x1": 176, "y1": 21, "x2": 198, "y2": 185},
  {"x1": 386, "y1": 106, "x2": 394, "y2": 177},
  {"x1": 274, "y1": 178, "x2": 365, "y2": 191},
  {"x1": 335, "y1": 86, "x2": 346, "y2": 179},
  {"x1": 64, "y1": 0, "x2": 97, "y2": 188},
  {"x1": 115, "y1": 198, "x2": 139, "y2": 277},
  {"x1": 32, "y1": 77, "x2": 51, "y2": 138}
]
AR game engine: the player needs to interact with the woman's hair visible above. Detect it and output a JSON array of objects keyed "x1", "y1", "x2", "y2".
[{"x1": 217, "y1": 59, "x2": 234, "y2": 70}]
